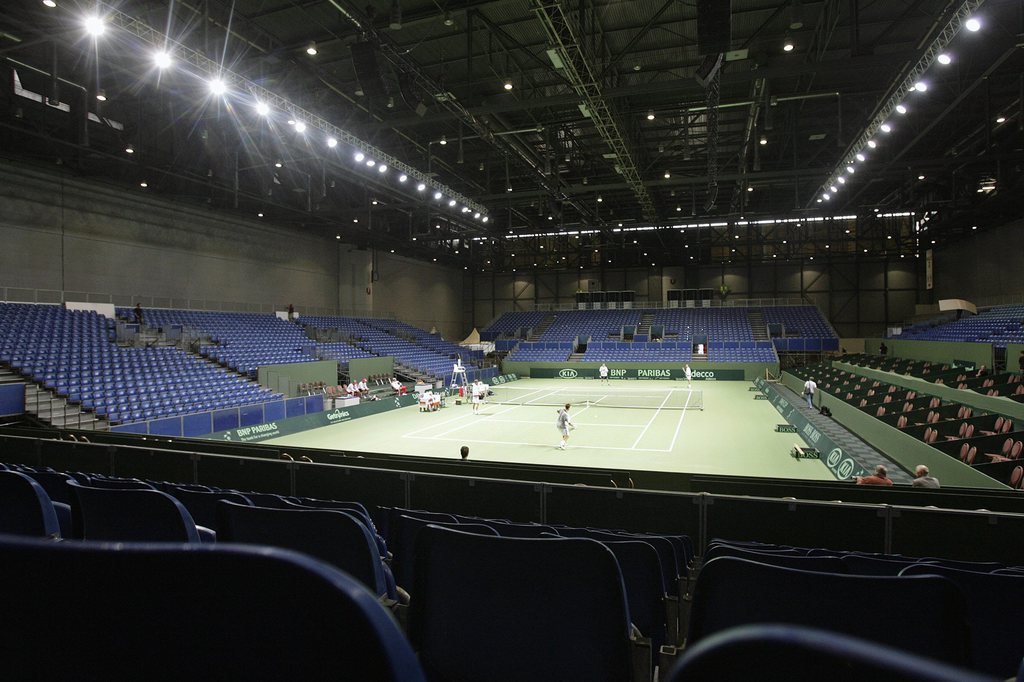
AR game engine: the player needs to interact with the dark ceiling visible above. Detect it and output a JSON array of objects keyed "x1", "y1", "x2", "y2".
[{"x1": 1, "y1": 0, "x2": 1022, "y2": 272}]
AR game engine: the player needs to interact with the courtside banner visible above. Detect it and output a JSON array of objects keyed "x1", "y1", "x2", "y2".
[
  {"x1": 755, "y1": 378, "x2": 870, "y2": 480},
  {"x1": 531, "y1": 367, "x2": 745, "y2": 381},
  {"x1": 204, "y1": 393, "x2": 419, "y2": 443}
]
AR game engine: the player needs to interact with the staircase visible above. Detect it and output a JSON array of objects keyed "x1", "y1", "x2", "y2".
[
  {"x1": 527, "y1": 315, "x2": 556, "y2": 341},
  {"x1": 24, "y1": 383, "x2": 104, "y2": 431},
  {"x1": 568, "y1": 352, "x2": 586, "y2": 361},
  {"x1": 748, "y1": 309, "x2": 769, "y2": 340},
  {"x1": 637, "y1": 313, "x2": 655, "y2": 338}
]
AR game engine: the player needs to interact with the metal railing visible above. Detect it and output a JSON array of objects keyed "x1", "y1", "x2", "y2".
[{"x1": 530, "y1": 297, "x2": 810, "y2": 312}]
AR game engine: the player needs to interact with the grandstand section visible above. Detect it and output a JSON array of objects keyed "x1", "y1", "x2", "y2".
[{"x1": 891, "y1": 304, "x2": 1024, "y2": 347}]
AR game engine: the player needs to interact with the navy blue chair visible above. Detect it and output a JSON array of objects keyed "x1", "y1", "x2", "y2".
[
  {"x1": 484, "y1": 521, "x2": 560, "y2": 538},
  {"x1": 82, "y1": 476, "x2": 156, "y2": 490},
  {"x1": 900, "y1": 563, "x2": 1024, "y2": 677},
  {"x1": 0, "y1": 471, "x2": 61, "y2": 538},
  {"x1": 68, "y1": 480, "x2": 203, "y2": 542},
  {"x1": 600, "y1": 539, "x2": 669, "y2": 652},
  {"x1": 217, "y1": 501, "x2": 395, "y2": 600},
  {"x1": 689, "y1": 557, "x2": 970, "y2": 666},
  {"x1": 410, "y1": 526, "x2": 633, "y2": 682},
  {"x1": 705, "y1": 545, "x2": 847, "y2": 573},
  {"x1": 0, "y1": 535, "x2": 426, "y2": 681},
  {"x1": 166, "y1": 486, "x2": 252, "y2": 530},
  {"x1": 666, "y1": 624, "x2": 998, "y2": 682},
  {"x1": 840, "y1": 554, "x2": 929, "y2": 576},
  {"x1": 20, "y1": 470, "x2": 74, "y2": 504}
]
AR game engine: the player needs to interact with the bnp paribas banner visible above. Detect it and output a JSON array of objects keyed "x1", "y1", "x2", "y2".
[
  {"x1": 532, "y1": 367, "x2": 745, "y2": 381},
  {"x1": 754, "y1": 378, "x2": 870, "y2": 481},
  {"x1": 204, "y1": 393, "x2": 420, "y2": 443}
]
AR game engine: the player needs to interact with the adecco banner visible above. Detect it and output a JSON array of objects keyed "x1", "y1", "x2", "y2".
[
  {"x1": 532, "y1": 367, "x2": 745, "y2": 381},
  {"x1": 754, "y1": 378, "x2": 870, "y2": 481},
  {"x1": 204, "y1": 393, "x2": 420, "y2": 443}
]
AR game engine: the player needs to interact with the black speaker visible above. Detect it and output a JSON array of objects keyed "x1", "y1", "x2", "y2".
[
  {"x1": 350, "y1": 42, "x2": 388, "y2": 100},
  {"x1": 696, "y1": 0, "x2": 731, "y2": 56}
]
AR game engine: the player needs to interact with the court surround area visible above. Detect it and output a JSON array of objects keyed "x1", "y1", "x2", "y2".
[{"x1": 266, "y1": 379, "x2": 836, "y2": 480}]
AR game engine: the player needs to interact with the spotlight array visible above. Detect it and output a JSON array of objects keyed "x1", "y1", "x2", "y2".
[
  {"x1": 60, "y1": 3, "x2": 489, "y2": 225},
  {"x1": 815, "y1": 5, "x2": 984, "y2": 204}
]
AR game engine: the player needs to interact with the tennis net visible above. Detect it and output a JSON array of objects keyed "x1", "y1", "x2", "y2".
[{"x1": 487, "y1": 385, "x2": 704, "y2": 410}]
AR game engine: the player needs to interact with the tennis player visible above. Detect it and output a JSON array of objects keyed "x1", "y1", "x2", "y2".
[
  {"x1": 471, "y1": 379, "x2": 485, "y2": 414},
  {"x1": 684, "y1": 363, "x2": 692, "y2": 387},
  {"x1": 556, "y1": 403, "x2": 575, "y2": 450},
  {"x1": 599, "y1": 363, "x2": 609, "y2": 384}
]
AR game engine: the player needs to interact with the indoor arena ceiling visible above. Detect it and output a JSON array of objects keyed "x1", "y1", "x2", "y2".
[{"x1": 1, "y1": 0, "x2": 1022, "y2": 271}]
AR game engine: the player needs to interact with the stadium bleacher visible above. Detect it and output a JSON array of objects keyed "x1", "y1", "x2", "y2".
[{"x1": 891, "y1": 304, "x2": 1024, "y2": 347}]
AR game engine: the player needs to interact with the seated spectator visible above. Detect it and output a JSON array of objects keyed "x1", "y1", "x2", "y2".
[
  {"x1": 912, "y1": 465, "x2": 940, "y2": 488},
  {"x1": 346, "y1": 382, "x2": 358, "y2": 397},
  {"x1": 414, "y1": 378, "x2": 429, "y2": 394},
  {"x1": 975, "y1": 364, "x2": 988, "y2": 377},
  {"x1": 358, "y1": 378, "x2": 369, "y2": 396},
  {"x1": 856, "y1": 465, "x2": 894, "y2": 486},
  {"x1": 391, "y1": 377, "x2": 407, "y2": 395}
]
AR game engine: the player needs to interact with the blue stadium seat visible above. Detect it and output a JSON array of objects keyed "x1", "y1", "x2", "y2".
[
  {"x1": 0, "y1": 535, "x2": 427, "y2": 681},
  {"x1": 409, "y1": 526, "x2": 633, "y2": 682},
  {"x1": 68, "y1": 480, "x2": 204, "y2": 542},
  {"x1": 0, "y1": 471, "x2": 61, "y2": 538}
]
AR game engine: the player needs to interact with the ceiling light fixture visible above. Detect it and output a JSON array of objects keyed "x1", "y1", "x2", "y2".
[
  {"x1": 84, "y1": 16, "x2": 105, "y2": 37},
  {"x1": 964, "y1": 17, "x2": 981, "y2": 32},
  {"x1": 154, "y1": 51, "x2": 172, "y2": 69},
  {"x1": 937, "y1": 53, "x2": 952, "y2": 65},
  {"x1": 306, "y1": 42, "x2": 317, "y2": 56},
  {"x1": 646, "y1": 110, "x2": 655, "y2": 121},
  {"x1": 95, "y1": 89, "x2": 107, "y2": 102}
]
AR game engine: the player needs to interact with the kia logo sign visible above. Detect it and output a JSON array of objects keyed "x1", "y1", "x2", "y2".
[{"x1": 558, "y1": 369, "x2": 578, "y2": 378}]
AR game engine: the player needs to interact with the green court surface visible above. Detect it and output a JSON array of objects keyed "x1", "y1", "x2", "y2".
[{"x1": 265, "y1": 379, "x2": 836, "y2": 480}]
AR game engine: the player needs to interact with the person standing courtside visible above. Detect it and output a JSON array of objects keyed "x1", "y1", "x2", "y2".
[
  {"x1": 803, "y1": 377, "x2": 817, "y2": 409},
  {"x1": 684, "y1": 363, "x2": 693, "y2": 387},
  {"x1": 555, "y1": 403, "x2": 575, "y2": 450},
  {"x1": 599, "y1": 363, "x2": 609, "y2": 385}
]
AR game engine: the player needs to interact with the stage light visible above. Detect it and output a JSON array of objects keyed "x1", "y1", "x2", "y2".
[
  {"x1": 366, "y1": 159, "x2": 375, "y2": 167},
  {"x1": 354, "y1": 152, "x2": 365, "y2": 162},
  {"x1": 830, "y1": 185, "x2": 838, "y2": 193},
  {"x1": 782, "y1": 34, "x2": 794, "y2": 52},
  {"x1": 42, "y1": 0, "x2": 57, "y2": 7},
  {"x1": 503, "y1": 79, "x2": 513, "y2": 91},
  {"x1": 759, "y1": 135, "x2": 767, "y2": 145},
  {"x1": 937, "y1": 53, "x2": 952, "y2": 65},
  {"x1": 208, "y1": 78, "x2": 226, "y2": 96},
  {"x1": 124, "y1": 144, "x2": 134, "y2": 154},
  {"x1": 84, "y1": 16, "x2": 105, "y2": 37},
  {"x1": 258, "y1": 212, "x2": 264, "y2": 218},
  {"x1": 306, "y1": 42, "x2": 317, "y2": 56},
  {"x1": 448, "y1": 199, "x2": 457, "y2": 207},
  {"x1": 417, "y1": 183, "x2": 426, "y2": 191},
  {"x1": 326, "y1": 137, "x2": 338, "y2": 148},
  {"x1": 880, "y1": 123, "x2": 891, "y2": 133},
  {"x1": 822, "y1": 193, "x2": 830, "y2": 200},
  {"x1": 867, "y1": 139, "x2": 877, "y2": 148},
  {"x1": 597, "y1": 195, "x2": 603, "y2": 202},
  {"x1": 294, "y1": 121, "x2": 306, "y2": 133},
  {"x1": 474, "y1": 212, "x2": 481, "y2": 219},
  {"x1": 256, "y1": 101, "x2": 270, "y2": 116},
  {"x1": 378, "y1": 164, "x2": 387, "y2": 173},
  {"x1": 646, "y1": 110, "x2": 655, "y2": 121},
  {"x1": 139, "y1": 181, "x2": 148, "y2": 188},
  {"x1": 837, "y1": 177, "x2": 846, "y2": 184},
  {"x1": 398, "y1": 174, "x2": 407, "y2": 182},
  {"x1": 846, "y1": 166, "x2": 855, "y2": 174},
  {"x1": 747, "y1": 186, "x2": 754, "y2": 192},
  {"x1": 663, "y1": 170, "x2": 671, "y2": 179},
  {"x1": 965, "y1": 17, "x2": 981, "y2": 31},
  {"x1": 996, "y1": 116, "x2": 1006, "y2": 123},
  {"x1": 154, "y1": 51, "x2": 172, "y2": 69},
  {"x1": 434, "y1": 191, "x2": 442, "y2": 200},
  {"x1": 918, "y1": 175, "x2": 925, "y2": 180},
  {"x1": 914, "y1": 81, "x2": 927, "y2": 92},
  {"x1": 439, "y1": 135, "x2": 447, "y2": 145},
  {"x1": 856, "y1": 153, "x2": 866, "y2": 162},
  {"x1": 482, "y1": 216, "x2": 489, "y2": 223},
  {"x1": 896, "y1": 104, "x2": 907, "y2": 114}
]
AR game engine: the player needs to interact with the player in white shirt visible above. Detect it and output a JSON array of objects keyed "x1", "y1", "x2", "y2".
[
  {"x1": 599, "y1": 363, "x2": 609, "y2": 385},
  {"x1": 684, "y1": 364, "x2": 692, "y2": 387},
  {"x1": 803, "y1": 377, "x2": 818, "y2": 409},
  {"x1": 419, "y1": 390, "x2": 432, "y2": 412},
  {"x1": 471, "y1": 380, "x2": 485, "y2": 414},
  {"x1": 357, "y1": 378, "x2": 369, "y2": 396}
]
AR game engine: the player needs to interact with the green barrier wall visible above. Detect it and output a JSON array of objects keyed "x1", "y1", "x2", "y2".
[
  {"x1": 502, "y1": 361, "x2": 774, "y2": 381},
  {"x1": 1009, "y1": 343, "x2": 1024, "y2": 373},
  {"x1": 204, "y1": 393, "x2": 420, "y2": 443},
  {"x1": 258, "y1": 360, "x2": 338, "y2": 396},
  {"x1": 866, "y1": 338, "x2": 993, "y2": 369},
  {"x1": 349, "y1": 356, "x2": 395, "y2": 380},
  {"x1": 791, "y1": 367, "x2": 1009, "y2": 489}
]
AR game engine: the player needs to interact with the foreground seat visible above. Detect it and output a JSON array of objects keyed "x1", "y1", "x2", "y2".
[
  {"x1": 689, "y1": 557, "x2": 969, "y2": 666},
  {"x1": 0, "y1": 471, "x2": 61, "y2": 538},
  {"x1": 68, "y1": 481, "x2": 203, "y2": 542},
  {"x1": 666, "y1": 624, "x2": 997, "y2": 682},
  {"x1": 0, "y1": 535, "x2": 425, "y2": 681},
  {"x1": 410, "y1": 526, "x2": 633, "y2": 682}
]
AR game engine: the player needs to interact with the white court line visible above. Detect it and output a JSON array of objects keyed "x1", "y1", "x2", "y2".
[
  {"x1": 403, "y1": 433, "x2": 672, "y2": 452},
  {"x1": 430, "y1": 402, "x2": 524, "y2": 438},
  {"x1": 631, "y1": 391, "x2": 673, "y2": 449},
  {"x1": 478, "y1": 417, "x2": 644, "y2": 428},
  {"x1": 666, "y1": 389, "x2": 695, "y2": 452}
]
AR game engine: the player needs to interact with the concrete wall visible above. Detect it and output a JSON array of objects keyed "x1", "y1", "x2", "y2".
[
  {"x1": 0, "y1": 160, "x2": 468, "y2": 338},
  {"x1": 933, "y1": 217, "x2": 1024, "y2": 301},
  {"x1": 864, "y1": 338, "x2": 994, "y2": 370}
]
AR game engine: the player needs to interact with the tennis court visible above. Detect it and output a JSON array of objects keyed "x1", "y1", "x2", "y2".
[{"x1": 265, "y1": 379, "x2": 836, "y2": 480}]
